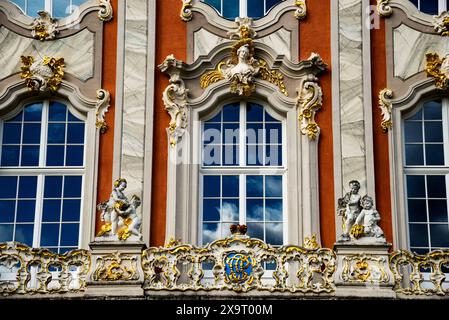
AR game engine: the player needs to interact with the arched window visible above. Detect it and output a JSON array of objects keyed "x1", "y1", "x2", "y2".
[
  {"x1": 200, "y1": 102, "x2": 285, "y2": 246},
  {"x1": 202, "y1": 0, "x2": 283, "y2": 20},
  {"x1": 0, "y1": 100, "x2": 85, "y2": 253},
  {"x1": 403, "y1": 99, "x2": 449, "y2": 254},
  {"x1": 8, "y1": 0, "x2": 88, "y2": 18},
  {"x1": 408, "y1": 0, "x2": 448, "y2": 15}
]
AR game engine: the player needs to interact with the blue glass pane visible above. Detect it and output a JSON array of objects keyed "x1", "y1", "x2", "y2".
[
  {"x1": 266, "y1": 123, "x2": 282, "y2": 144},
  {"x1": 247, "y1": 103, "x2": 264, "y2": 122},
  {"x1": 46, "y1": 146, "x2": 65, "y2": 166},
  {"x1": 222, "y1": 199, "x2": 239, "y2": 221},
  {"x1": 23, "y1": 103, "x2": 42, "y2": 121},
  {"x1": 40, "y1": 223, "x2": 60, "y2": 247},
  {"x1": 62, "y1": 200, "x2": 81, "y2": 222},
  {"x1": 203, "y1": 199, "x2": 220, "y2": 221},
  {"x1": 427, "y1": 176, "x2": 446, "y2": 198},
  {"x1": 424, "y1": 100, "x2": 442, "y2": 120},
  {"x1": 0, "y1": 224, "x2": 13, "y2": 242},
  {"x1": 18, "y1": 176, "x2": 37, "y2": 198},
  {"x1": 53, "y1": 0, "x2": 71, "y2": 18},
  {"x1": 404, "y1": 122, "x2": 422, "y2": 143},
  {"x1": 405, "y1": 144, "x2": 424, "y2": 166},
  {"x1": 203, "y1": 144, "x2": 221, "y2": 166},
  {"x1": 68, "y1": 111, "x2": 83, "y2": 122},
  {"x1": 247, "y1": 222, "x2": 264, "y2": 240},
  {"x1": 248, "y1": 0, "x2": 264, "y2": 18},
  {"x1": 265, "y1": 145, "x2": 282, "y2": 166},
  {"x1": 9, "y1": 0, "x2": 26, "y2": 11},
  {"x1": 26, "y1": 0, "x2": 45, "y2": 16},
  {"x1": 63, "y1": 176, "x2": 82, "y2": 198},
  {"x1": 1, "y1": 146, "x2": 20, "y2": 166},
  {"x1": 222, "y1": 123, "x2": 239, "y2": 144},
  {"x1": 202, "y1": 223, "x2": 219, "y2": 245},
  {"x1": 203, "y1": 123, "x2": 221, "y2": 144},
  {"x1": 0, "y1": 177, "x2": 17, "y2": 198},
  {"x1": 409, "y1": 224, "x2": 428, "y2": 247},
  {"x1": 409, "y1": 0, "x2": 419, "y2": 9},
  {"x1": 14, "y1": 224, "x2": 34, "y2": 246},
  {"x1": 408, "y1": 108, "x2": 422, "y2": 120},
  {"x1": 16, "y1": 200, "x2": 35, "y2": 223},
  {"x1": 203, "y1": 176, "x2": 220, "y2": 197},
  {"x1": 266, "y1": 199, "x2": 283, "y2": 221},
  {"x1": 222, "y1": 175, "x2": 239, "y2": 197},
  {"x1": 424, "y1": 122, "x2": 443, "y2": 142},
  {"x1": 428, "y1": 200, "x2": 448, "y2": 222},
  {"x1": 67, "y1": 123, "x2": 84, "y2": 144},
  {"x1": 407, "y1": 199, "x2": 427, "y2": 222},
  {"x1": 223, "y1": 0, "x2": 239, "y2": 19},
  {"x1": 265, "y1": 176, "x2": 282, "y2": 197},
  {"x1": 265, "y1": 110, "x2": 278, "y2": 122},
  {"x1": 425, "y1": 144, "x2": 444, "y2": 165},
  {"x1": 266, "y1": 223, "x2": 283, "y2": 245},
  {"x1": 60, "y1": 224, "x2": 79, "y2": 246},
  {"x1": 203, "y1": 0, "x2": 221, "y2": 13},
  {"x1": 66, "y1": 146, "x2": 84, "y2": 166},
  {"x1": 266, "y1": 0, "x2": 282, "y2": 12},
  {"x1": 49, "y1": 102, "x2": 67, "y2": 121},
  {"x1": 247, "y1": 199, "x2": 263, "y2": 221},
  {"x1": 222, "y1": 144, "x2": 238, "y2": 166},
  {"x1": 247, "y1": 176, "x2": 263, "y2": 197},
  {"x1": 0, "y1": 201, "x2": 15, "y2": 223},
  {"x1": 48, "y1": 123, "x2": 66, "y2": 144},
  {"x1": 21, "y1": 146, "x2": 40, "y2": 166},
  {"x1": 223, "y1": 103, "x2": 240, "y2": 122},
  {"x1": 406, "y1": 175, "x2": 425, "y2": 198},
  {"x1": 247, "y1": 144, "x2": 263, "y2": 166},
  {"x1": 246, "y1": 123, "x2": 263, "y2": 144},
  {"x1": 420, "y1": 0, "x2": 439, "y2": 15},
  {"x1": 430, "y1": 224, "x2": 449, "y2": 247},
  {"x1": 44, "y1": 176, "x2": 62, "y2": 198},
  {"x1": 206, "y1": 111, "x2": 222, "y2": 123},
  {"x1": 22, "y1": 123, "x2": 41, "y2": 144},
  {"x1": 42, "y1": 200, "x2": 61, "y2": 222},
  {"x1": 2, "y1": 123, "x2": 21, "y2": 144}
]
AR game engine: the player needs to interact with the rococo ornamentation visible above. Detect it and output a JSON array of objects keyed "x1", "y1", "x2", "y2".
[
  {"x1": 303, "y1": 234, "x2": 320, "y2": 250},
  {"x1": 390, "y1": 250, "x2": 449, "y2": 296},
  {"x1": 433, "y1": 11, "x2": 449, "y2": 36},
  {"x1": 379, "y1": 88, "x2": 393, "y2": 133},
  {"x1": 0, "y1": 242, "x2": 90, "y2": 296},
  {"x1": 93, "y1": 252, "x2": 139, "y2": 281},
  {"x1": 426, "y1": 52, "x2": 449, "y2": 90},
  {"x1": 159, "y1": 54, "x2": 189, "y2": 147},
  {"x1": 341, "y1": 254, "x2": 389, "y2": 283},
  {"x1": 337, "y1": 180, "x2": 386, "y2": 243},
  {"x1": 20, "y1": 55, "x2": 65, "y2": 92},
  {"x1": 95, "y1": 89, "x2": 111, "y2": 134},
  {"x1": 141, "y1": 233, "x2": 336, "y2": 293},
  {"x1": 31, "y1": 11, "x2": 58, "y2": 41},
  {"x1": 297, "y1": 74, "x2": 323, "y2": 140},
  {"x1": 294, "y1": 0, "x2": 307, "y2": 20},
  {"x1": 180, "y1": 0, "x2": 193, "y2": 22},
  {"x1": 96, "y1": 178, "x2": 142, "y2": 241},
  {"x1": 98, "y1": 0, "x2": 113, "y2": 21},
  {"x1": 377, "y1": 0, "x2": 392, "y2": 17}
]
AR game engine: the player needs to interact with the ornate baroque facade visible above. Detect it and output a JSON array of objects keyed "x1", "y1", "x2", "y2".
[{"x1": 0, "y1": 0, "x2": 448, "y2": 299}]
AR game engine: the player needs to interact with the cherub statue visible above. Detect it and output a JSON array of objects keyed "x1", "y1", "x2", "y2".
[
  {"x1": 353, "y1": 195, "x2": 385, "y2": 240},
  {"x1": 97, "y1": 178, "x2": 142, "y2": 241},
  {"x1": 337, "y1": 180, "x2": 362, "y2": 242}
]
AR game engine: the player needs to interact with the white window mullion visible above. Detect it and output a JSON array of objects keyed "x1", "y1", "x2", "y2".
[
  {"x1": 33, "y1": 175, "x2": 45, "y2": 248},
  {"x1": 45, "y1": 0, "x2": 52, "y2": 15},
  {"x1": 439, "y1": 0, "x2": 446, "y2": 13},
  {"x1": 0, "y1": 120, "x2": 4, "y2": 163},
  {"x1": 40, "y1": 101, "x2": 49, "y2": 168},
  {"x1": 240, "y1": 174, "x2": 246, "y2": 225},
  {"x1": 240, "y1": 102, "x2": 246, "y2": 225},
  {"x1": 240, "y1": 0, "x2": 247, "y2": 17}
]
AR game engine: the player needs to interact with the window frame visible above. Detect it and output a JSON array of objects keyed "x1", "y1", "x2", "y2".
[
  {"x1": 8, "y1": 0, "x2": 87, "y2": 18},
  {"x1": 198, "y1": 101, "x2": 288, "y2": 246},
  {"x1": 0, "y1": 97, "x2": 90, "y2": 252},
  {"x1": 201, "y1": 0, "x2": 284, "y2": 19},
  {"x1": 409, "y1": 0, "x2": 448, "y2": 14},
  {"x1": 402, "y1": 98, "x2": 449, "y2": 253}
]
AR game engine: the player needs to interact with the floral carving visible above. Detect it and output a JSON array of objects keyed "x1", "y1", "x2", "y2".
[
  {"x1": 294, "y1": 0, "x2": 307, "y2": 19},
  {"x1": 93, "y1": 252, "x2": 139, "y2": 281},
  {"x1": 297, "y1": 74, "x2": 322, "y2": 140},
  {"x1": 426, "y1": 52, "x2": 449, "y2": 90},
  {"x1": 20, "y1": 55, "x2": 65, "y2": 92},
  {"x1": 433, "y1": 11, "x2": 449, "y2": 36},
  {"x1": 31, "y1": 11, "x2": 58, "y2": 41}
]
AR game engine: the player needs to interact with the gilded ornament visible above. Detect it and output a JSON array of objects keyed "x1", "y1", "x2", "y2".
[
  {"x1": 425, "y1": 52, "x2": 449, "y2": 90},
  {"x1": 433, "y1": 12, "x2": 449, "y2": 36},
  {"x1": 258, "y1": 60, "x2": 288, "y2": 96},
  {"x1": 31, "y1": 11, "x2": 58, "y2": 41},
  {"x1": 341, "y1": 254, "x2": 388, "y2": 284},
  {"x1": 93, "y1": 252, "x2": 138, "y2": 281},
  {"x1": 95, "y1": 89, "x2": 111, "y2": 133},
  {"x1": 377, "y1": 0, "x2": 392, "y2": 17},
  {"x1": 165, "y1": 238, "x2": 181, "y2": 248},
  {"x1": 200, "y1": 62, "x2": 225, "y2": 89},
  {"x1": 297, "y1": 74, "x2": 323, "y2": 140},
  {"x1": 98, "y1": 0, "x2": 113, "y2": 21},
  {"x1": 294, "y1": 0, "x2": 307, "y2": 20},
  {"x1": 303, "y1": 234, "x2": 320, "y2": 250},
  {"x1": 379, "y1": 88, "x2": 393, "y2": 132},
  {"x1": 20, "y1": 55, "x2": 65, "y2": 92},
  {"x1": 350, "y1": 224, "x2": 365, "y2": 239},
  {"x1": 180, "y1": 0, "x2": 193, "y2": 22}
]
